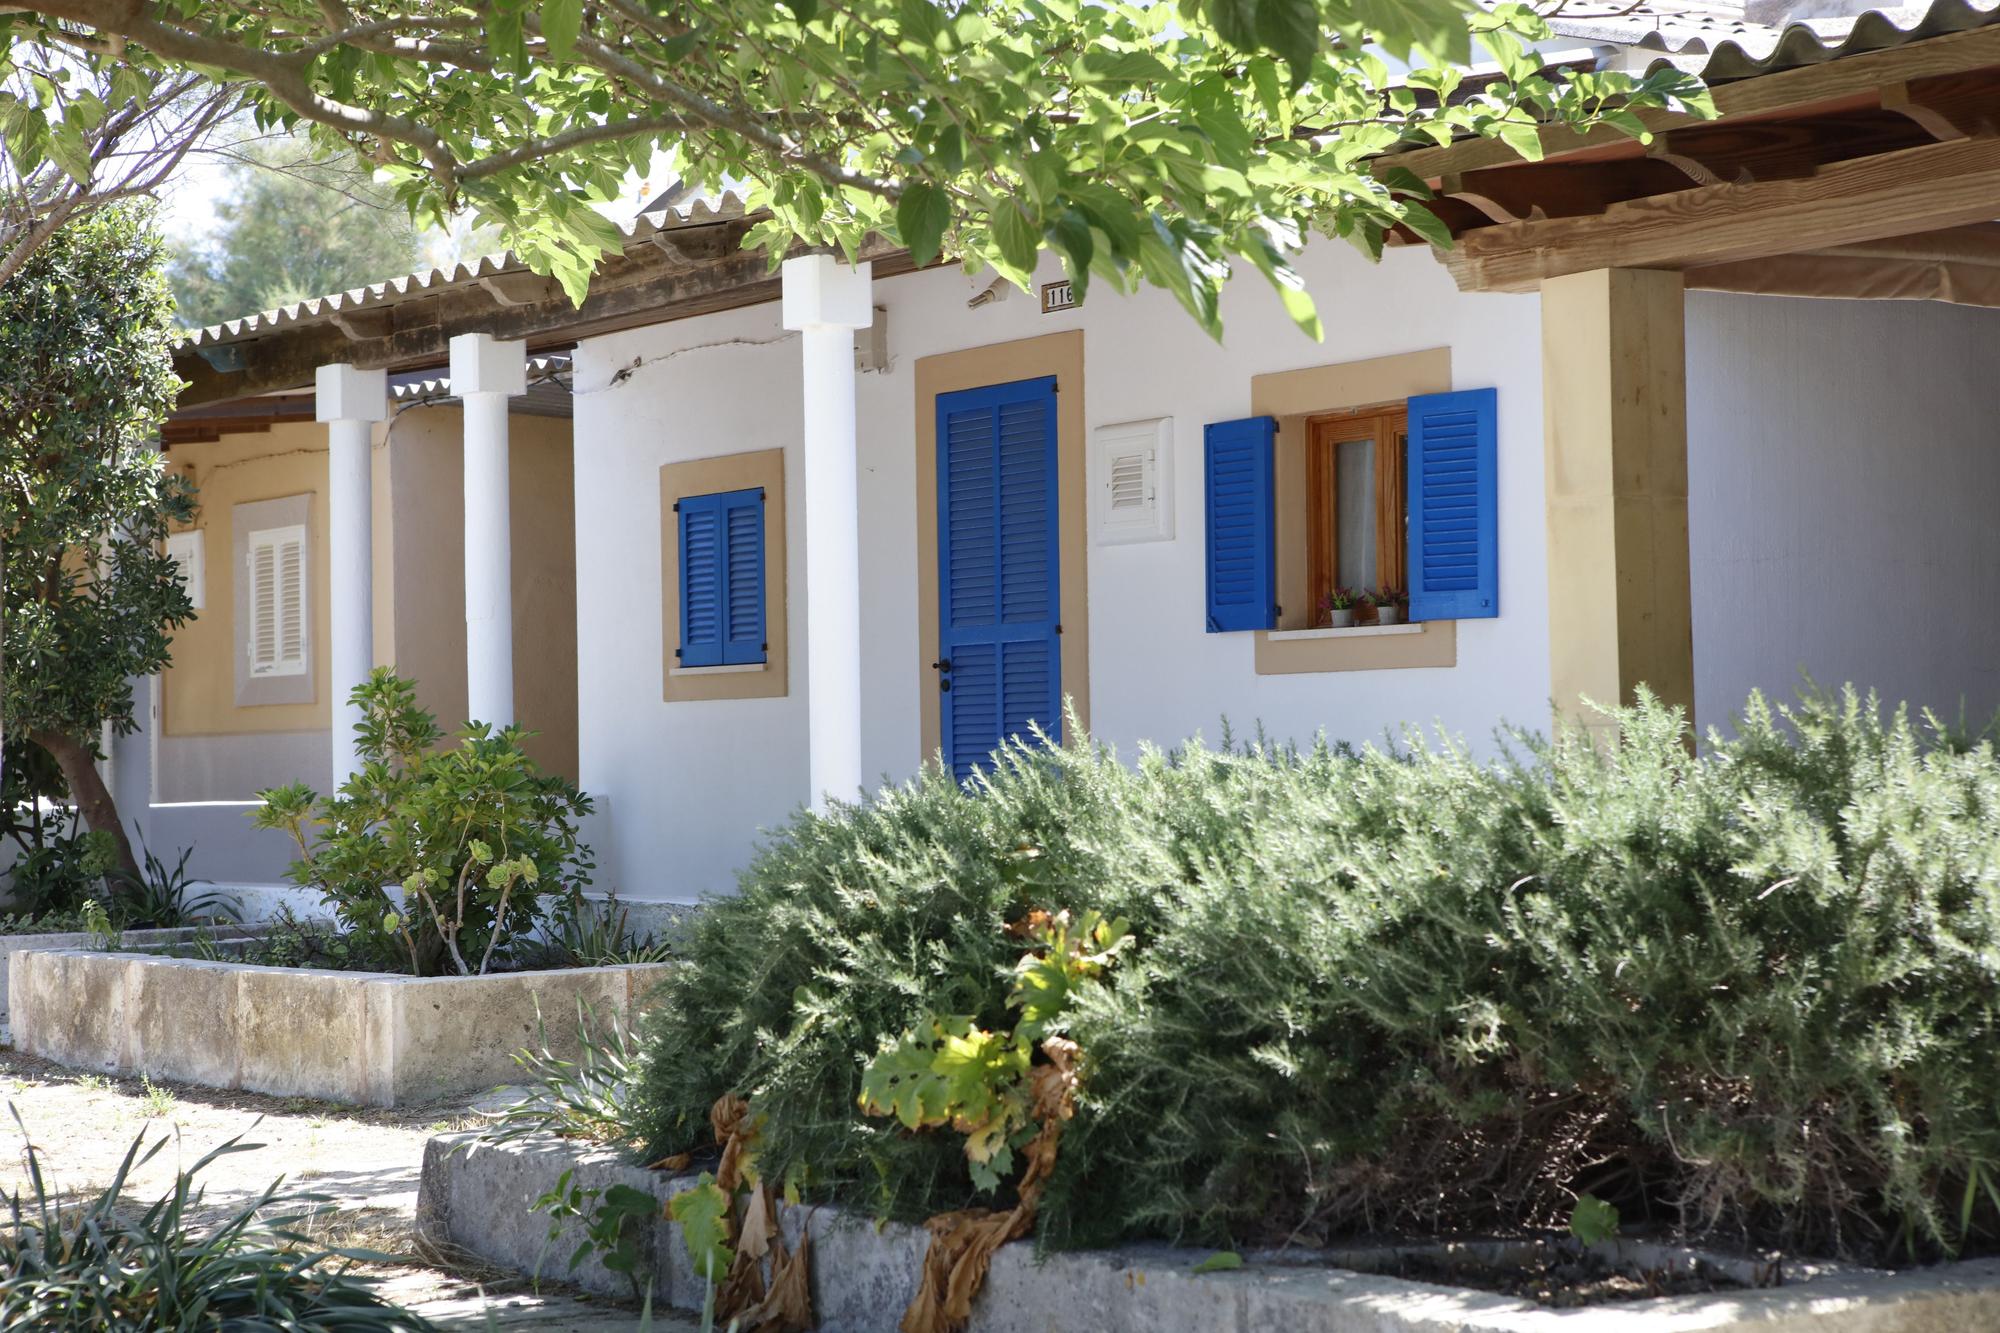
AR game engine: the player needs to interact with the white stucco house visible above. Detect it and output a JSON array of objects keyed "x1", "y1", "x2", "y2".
[{"x1": 136, "y1": 0, "x2": 2000, "y2": 903}]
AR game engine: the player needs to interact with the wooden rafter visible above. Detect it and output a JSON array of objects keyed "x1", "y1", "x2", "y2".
[
  {"x1": 1393, "y1": 90, "x2": 1998, "y2": 256},
  {"x1": 1881, "y1": 66, "x2": 2000, "y2": 139},
  {"x1": 1645, "y1": 108, "x2": 1936, "y2": 185},
  {"x1": 1440, "y1": 158, "x2": 1699, "y2": 224},
  {"x1": 1375, "y1": 22, "x2": 2000, "y2": 184},
  {"x1": 1443, "y1": 134, "x2": 2000, "y2": 292}
]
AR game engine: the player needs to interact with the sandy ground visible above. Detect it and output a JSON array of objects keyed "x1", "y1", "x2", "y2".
[{"x1": 0, "y1": 1047, "x2": 694, "y2": 1330}]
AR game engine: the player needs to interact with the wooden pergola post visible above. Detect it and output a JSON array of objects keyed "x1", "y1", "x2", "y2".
[{"x1": 1540, "y1": 267, "x2": 1695, "y2": 740}]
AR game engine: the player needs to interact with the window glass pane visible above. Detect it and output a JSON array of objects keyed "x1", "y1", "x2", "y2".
[{"x1": 1335, "y1": 438, "x2": 1376, "y2": 589}]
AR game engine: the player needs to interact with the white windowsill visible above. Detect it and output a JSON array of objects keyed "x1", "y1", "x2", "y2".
[
  {"x1": 1266, "y1": 623, "x2": 1425, "y2": 642},
  {"x1": 670, "y1": 662, "x2": 767, "y2": 677}
]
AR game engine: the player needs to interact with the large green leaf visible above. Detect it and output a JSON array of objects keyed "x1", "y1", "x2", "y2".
[
  {"x1": 540, "y1": 0, "x2": 582, "y2": 60},
  {"x1": 1345, "y1": 0, "x2": 1474, "y2": 64},
  {"x1": 990, "y1": 201, "x2": 1040, "y2": 276},
  {"x1": 669, "y1": 1176, "x2": 734, "y2": 1285},
  {"x1": 896, "y1": 181, "x2": 952, "y2": 267}
]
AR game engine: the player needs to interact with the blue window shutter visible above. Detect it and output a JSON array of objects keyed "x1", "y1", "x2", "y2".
[
  {"x1": 1407, "y1": 388, "x2": 1498, "y2": 622},
  {"x1": 678, "y1": 493, "x2": 725, "y2": 667},
  {"x1": 721, "y1": 490, "x2": 766, "y2": 665},
  {"x1": 679, "y1": 487, "x2": 766, "y2": 668},
  {"x1": 1203, "y1": 416, "x2": 1277, "y2": 632}
]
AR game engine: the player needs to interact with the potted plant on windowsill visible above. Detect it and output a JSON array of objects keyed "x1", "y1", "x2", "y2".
[
  {"x1": 1319, "y1": 587, "x2": 1358, "y2": 629},
  {"x1": 1373, "y1": 587, "x2": 1409, "y2": 626}
]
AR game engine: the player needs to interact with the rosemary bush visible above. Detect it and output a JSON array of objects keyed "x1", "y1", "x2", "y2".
[{"x1": 631, "y1": 689, "x2": 2000, "y2": 1263}]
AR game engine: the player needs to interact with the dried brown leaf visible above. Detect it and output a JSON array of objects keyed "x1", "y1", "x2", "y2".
[
  {"x1": 740, "y1": 1229, "x2": 814, "y2": 1333},
  {"x1": 740, "y1": 1182, "x2": 775, "y2": 1262}
]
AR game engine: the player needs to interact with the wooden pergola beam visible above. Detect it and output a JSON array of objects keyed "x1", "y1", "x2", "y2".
[
  {"x1": 1375, "y1": 22, "x2": 2000, "y2": 184},
  {"x1": 1444, "y1": 135, "x2": 2000, "y2": 292}
]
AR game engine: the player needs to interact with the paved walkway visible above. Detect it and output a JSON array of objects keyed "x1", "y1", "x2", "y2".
[{"x1": 0, "y1": 1049, "x2": 694, "y2": 1331}]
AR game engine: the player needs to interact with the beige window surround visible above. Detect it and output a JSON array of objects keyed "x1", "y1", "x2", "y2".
[
  {"x1": 232, "y1": 493, "x2": 316, "y2": 707},
  {"x1": 1251, "y1": 347, "x2": 1458, "y2": 676},
  {"x1": 659, "y1": 448, "x2": 788, "y2": 703}
]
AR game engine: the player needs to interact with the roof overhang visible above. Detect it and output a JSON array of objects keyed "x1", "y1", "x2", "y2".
[{"x1": 171, "y1": 194, "x2": 919, "y2": 411}]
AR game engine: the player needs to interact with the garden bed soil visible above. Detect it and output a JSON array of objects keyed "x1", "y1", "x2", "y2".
[
  {"x1": 9, "y1": 947, "x2": 671, "y2": 1107},
  {"x1": 419, "y1": 1133, "x2": 2000, "y2": 1333}
]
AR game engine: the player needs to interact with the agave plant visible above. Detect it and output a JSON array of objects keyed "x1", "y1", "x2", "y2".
[
  {"x1": 0, "y1": 1108, "x2": 433, "y2": 1331},
  {"x1": 481, "y1": 998, "x2": 644, "y2": 1150}
]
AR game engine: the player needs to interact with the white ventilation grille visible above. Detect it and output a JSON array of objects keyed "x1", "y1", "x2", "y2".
[
  {"x1": 1092, "y1": 418, "x2": 1173, "y2": 545},
  {"x1": 246, "y1": 523, "x2": 308, "y2": 677},
  {"x1": 164, "y1": 530, "x2": 205, "y2": 610}
]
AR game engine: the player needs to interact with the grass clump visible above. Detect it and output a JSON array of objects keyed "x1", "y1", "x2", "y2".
[
  {"x1": 0, "y1": 1111, "x2": 432, "y2": 1331},
  {"x1": 629, "y1": 688, "x2": 2000, "y2": 1264}
]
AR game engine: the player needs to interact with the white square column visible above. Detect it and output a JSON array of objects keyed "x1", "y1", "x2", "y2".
[
  {"x1": 449, "y1": 332, "x2": 527, "y2": 729},
  {"x1": 314, "y1": 362, "x2": 389, "y2": 788},
  {"x1": 782, "y1": 254, "x2": 874, "y2": 811}
]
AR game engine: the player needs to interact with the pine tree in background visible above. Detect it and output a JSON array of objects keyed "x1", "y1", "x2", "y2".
[{"x1": 166, "y1": 134, "x2": 427, "y2": 329}]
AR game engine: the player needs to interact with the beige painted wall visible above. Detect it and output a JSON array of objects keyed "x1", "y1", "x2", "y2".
[
  {"x1": 386, "y1": 406, "x2": 579, "y2": 782},
  {"x1": 161, "y1": 422, "x2": 357, "y2": 736},
  {"x1": 161, "y1": 408, "x2": 578, "y2": 785}
]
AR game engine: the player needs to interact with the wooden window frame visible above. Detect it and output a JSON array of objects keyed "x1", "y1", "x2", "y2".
[{"x1": 1305, "y1": 404, "x2": 1407, "y2": 622}]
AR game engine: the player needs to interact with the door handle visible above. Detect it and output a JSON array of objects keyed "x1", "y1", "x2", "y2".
[{"x1": 931, "y1": 658, "x2": 952, "y2": 672}]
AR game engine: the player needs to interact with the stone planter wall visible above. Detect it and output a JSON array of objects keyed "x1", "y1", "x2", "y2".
[
  {"x1": 9, "y1": 949, "x2": 670, "y2": 1106},
  {"x1": 0, "y1": 926, "x2": 263, "y2": 1023},
  {"x1": 419, "y1": 1134, "x2": 2000, "y2": 1333}
]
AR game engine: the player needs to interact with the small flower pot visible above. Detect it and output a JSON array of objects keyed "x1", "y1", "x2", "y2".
[
  {"x1": 1328, "y1": 608, "x2": 1356, "y2": 628},
  {"x1": 1376, "y1": 606, "x2": 1403, "y2": 626}
]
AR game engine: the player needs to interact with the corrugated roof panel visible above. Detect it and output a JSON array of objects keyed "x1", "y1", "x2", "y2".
[
  {"x1": 176, "y1": 192, "x2": 750, "y2": 351},
  {"x1": 1551, "y1": 0, "x2": 2000, "y2": 79}
]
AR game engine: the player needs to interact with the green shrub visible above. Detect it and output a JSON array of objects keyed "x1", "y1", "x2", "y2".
[
  {"x1": 253, "y1": 669, "x2": 594, "y2": 976},
  {"x1": 630, "y1": 689, "x2": 2000, "y2": 1263}
]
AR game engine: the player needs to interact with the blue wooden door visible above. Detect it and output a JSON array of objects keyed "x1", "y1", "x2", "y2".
[{"x1": 936, "y1": 376, "x2": 1061, "y2": 781}]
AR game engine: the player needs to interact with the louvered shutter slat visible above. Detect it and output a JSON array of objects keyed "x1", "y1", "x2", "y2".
[
  {"x1": 252, "y1": 543, "x2": 277, "y2": 672},
  {"x1": 246, "y1": 523, "x2": 307, "y2": 678},
  {"x1": 722, "y1": 492, "x2": 765, "y2": 665},
  {"x1": 1203, "y1": 416, "x2": 1277, "y2": 632},
  {"x1": 1408, "y1": 389, "x2": 1499, "y2": 621},
  {"x1": 679, "y1": 496, "x2": 725, "y2": 668},
  {"x1": 278, "y1": 536, "x2": 305, "y2": 667}
]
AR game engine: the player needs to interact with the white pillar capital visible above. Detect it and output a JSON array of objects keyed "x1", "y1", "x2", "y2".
[
  {"x1": 448, "y1": 331, "x2": 527, "y2": 398},
  {"x1": 314, "y1": 363, "x2": 388, "y2": 423},
  {"x1": 782, "y1": 255, "x2": 874, "y2": 331}
]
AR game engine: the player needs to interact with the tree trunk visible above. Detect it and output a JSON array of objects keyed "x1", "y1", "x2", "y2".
[{"x1": 28, "y1": 728, "x2": 138, "y2": 882}]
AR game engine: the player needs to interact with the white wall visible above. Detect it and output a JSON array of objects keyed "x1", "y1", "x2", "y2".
[
  {"x1": 573, "y1": 242, "x2": 1552, "y2": 901},
  {"x1": 1687, "y1": 292, "x2": 2000, "y2": 732}
]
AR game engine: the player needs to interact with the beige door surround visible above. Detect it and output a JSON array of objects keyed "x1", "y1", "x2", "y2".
[{"x1": 913, "y1": 331, "x2": 1089, "y2": 764}]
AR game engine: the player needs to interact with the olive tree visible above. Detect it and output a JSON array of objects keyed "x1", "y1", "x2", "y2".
[{"x1": 0, "y1": 205, "x2": 193, "y2": 879}]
